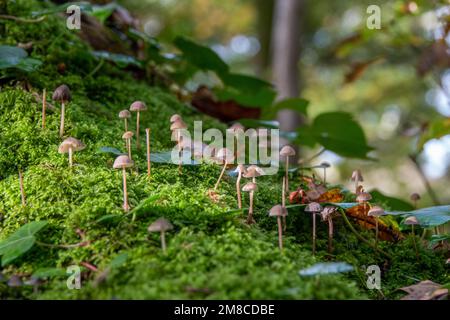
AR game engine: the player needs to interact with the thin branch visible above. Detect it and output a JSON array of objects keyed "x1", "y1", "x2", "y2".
[
  {"x1": 408, "y1": 154, "x2": 440, "y2": 205},
  {"x1": 36, "y1": 240, "x2": 90, "y2": 249},
  {"x1": 0, "y1": 14, "x2": 46, "y2": 23}
]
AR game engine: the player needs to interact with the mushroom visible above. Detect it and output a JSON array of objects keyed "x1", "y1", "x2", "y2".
[
  {"x1": 122, "y1": 131, "x2": 134, "y2": 160},
  {"x1": 305, "y1": 202, "x2": 323, "y2": 255},
  {"x1": 7, "y1": 275, "x2": 23, "y2": 288},
  {"x1": 244, "y1": 165, "x2": 263, "y2": 183},
  {"x1": 404, "y1": 216, "x2": 420, "y2": 259},
  {"x1": 368, "y1": 205, "x2": 386, "y2": 247},
  {"x1": 146, "y1": 128, "x2": 151, "y2": 178},
  {"x1": 119, "y1": 110, "x2": 131, "y2": 132},
  {"x1": 351, "y1": 170, "x2": 364, "y2": 194},
  {"x1": 356, "y1": 191, "x2": 372, "y2": 213},
  {"x1": 280, "y1": 145, "x2": 296, "y2": 192},
  {"x1": 213, "y1": 148, "x2": 234, "y2": 191},
  {"x1": 170, "y1": 119, "x2": 188, "y2": 174},
  {"x1": 234, "y1": 164, "x2": 247, "y2": 209},
  {"x1": 129, "y1": 101, "x2": 147, "y2": 150},
  {"x1": 113, "y1": 155, "x2": 134, "y2": 212},
  {"x1": 18, "y1": 168, "x2": 26, "y2": 207},
  {"x1": 58, "y1": 137, "x2": 86, "y2": 167},
  {"x1": 170, "y1": 114, "x2": 182, "y2": 123},
  {"x1": 269, "y1": 204, "x2": 288, "y2": 250},
  {"x1": 148, "y1": 217, "x2": 173, "y2": 253},
  {"x1": 318, "y1": 161, "x2": 331, "y2": 184},
  {"x1": 410, "y1": 193, "x2": 421, "y2": 209},
  {"x1": 320, "y1": 206, "x2": 338, "y2": 254},
  {"x1": 52, "y1": 84, "x2": 71, "y2": 138},
  {"x1": 242, "y1": 182, "x2": 257, "y2": 224}
]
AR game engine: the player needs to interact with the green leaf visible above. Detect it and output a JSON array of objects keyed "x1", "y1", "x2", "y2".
[
  {"x1": 127, "y1": 194, "x2": 160, "y2": 217},
  {"x1": 0, "y1": 221, "x2": 48, "y2": 266},
  {"x1": 32, "y1": 1, "x2": 93, "y2": 16},
  {"x1": 109, "y1": 253, "x2": 128, "y2": 269},
  {"x1": 91, "y1": 51, "x2": 143, "y2": 68},
  {"x1": 32, "y1": 267, "x2": 67, "y2": 279},
  {"x1": 174, "y1": 37, "x2": 229, "y2": 75},
  {"x1": 370, "y1": 189, "x2": 414, "y2": 211},
  {"x1": 96, "y1": 214, "x2": 123, "y2": 225},
  {"x1": 417, "y1": 118, "x2": 450, "y2": 151},
  {"x1": 297, "y1": 112, "x2": 374, "y2": 159},
  {"x1": 0, "y1": 46, "x2": 42, "y2": 72},
  {"x1": 429, "y1": 234, "x2": 450, "y2": 246},
  {"x1": 98, "y1": 147, "x2": 125, "y2": 156},
  {"x1": 263, "y1": 98, "x2": 309, "y2": 119},
  {"x1": 220, "y1": 73, "x2": 273, "y2": 93},
  {"x1": 90, "y1": 3, "x2": 117, "y2": 24},
  {"x1": 299, "y1": 262, "x2": 354, "y2": 276},
  {"x1": 387, "y1": 205, "x2": 450, "y2": 227},
  {"x1": 215, "y1": 86, "x2": 276, "y2": 108}
]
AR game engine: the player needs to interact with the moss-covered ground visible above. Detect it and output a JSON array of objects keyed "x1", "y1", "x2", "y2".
[{"x1": 0, "y1": 0, "x2": 447, "y2": 300}]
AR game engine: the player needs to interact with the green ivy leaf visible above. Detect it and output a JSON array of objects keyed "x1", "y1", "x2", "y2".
[
  {"x1": 297, "y1": 112, "x2": 374, "y2": 159},
  {"x1": 417, "y1": 118, "x2": 450, "y2": 152},
  {"x1": 0, "y1": 221, "x2": 48, "y2": 266},
  {"x1": 32, "y1": 267, "x2": 67, "y2": 279},
  {"x1": 370, "y1": 189, "x2": 414, "y2": 211},
  {"x1": 0, "y1": 45, "x2": 42, "y2": 72},
  {"x1": 91, "y1": 51, "x2": 143, "y2": 68},
  {"x1": 263, "y1": 97, "x2": 309, "y2": 119},
  {"x1": 215, "y1": 86, "x2": 276, "y2": 108},
  {"x1": 32, "y1": 1, "x2": 93, "y2": 16},
  {"x1": 90, "y1": 3, "x2": 117, "y2": 24},
  {"x1": 387, "y1": 205, "x2": 450, "y2": 227}
]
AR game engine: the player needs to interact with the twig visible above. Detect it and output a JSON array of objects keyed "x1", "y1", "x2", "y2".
[
  {"x1": 408, "y1": 154, "x2": 440, "y2": 205},
  {"x1": 85, "y1": 59, "x2": 105, "y2": 78},
  {"x1": 36, "y1": 240, "x2": 90, "y2": 249},
  {"x1": 0, "y1": 14, "x2": 46, "y2": 23}
]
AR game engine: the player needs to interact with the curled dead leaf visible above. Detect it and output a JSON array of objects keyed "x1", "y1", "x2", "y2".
[{"x1": 400, "y1": 280, "x2": 448, "y2": 300}]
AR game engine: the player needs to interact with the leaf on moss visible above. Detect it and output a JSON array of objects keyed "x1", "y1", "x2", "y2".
[
  {"x1": 400, "y1": 280, "x2": 448, "y2": 300},
  {"x1": 318, "y1": 188, "x2": 344, "y2": 203}
]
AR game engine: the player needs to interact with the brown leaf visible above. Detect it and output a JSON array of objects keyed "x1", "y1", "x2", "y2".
[
  {"x1": 400, "y1": 280, "x2": 448, "y2": 300},
  {"x1": 344, "y1": 57, "x2": 383, "y2": 84},
  {"x1": 318, "y1": 188, "x2": 344, "y2": 203}
]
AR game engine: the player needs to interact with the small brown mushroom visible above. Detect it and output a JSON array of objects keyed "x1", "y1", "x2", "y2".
[
  {"x1": 129, "y1": 101, "x2": 147, "y2": 150},
  {"x1": 170, "y1": 119, "x2": 188, "y2": 174},
  {"x1": 243, "y1": 165, "x2": 263, "y2": 183},
  {"x1": 58, "y1": 137, "x2": 86, "y2": 167},
  {"x1": 170, "y1": 114, "x2": 182, "y2": 123},
  {"x1": 404, "y1": 216, "x2": 420, "y2": 259},
  {"x1": 320, "y1": 206, "x2": 338, "y2": 254},
  {"x1": 269, "y1": 204, "x2": 288, "y2": 250},
  {"x1": 113, "y1": 155, "x2": 134, "y2": 212},
  {"x1": 119, "y1": 110, "x2": 131, "y2": 132},
  {"x1": 242, "y1": 182, "x2": 257, "y2": 224},
  {"x1": 318, "y1": 161, "x2": 331, "y2": 184},
  {"x1": 52, "y1": 84, "x2": 71, "y2": 138},
  {"x1": 305, "y1": 202, "x2": 323, "y2": 255},
  {"x1": 148, "y1": 218, "x2": 173, "y2": 253},
  {"x1": 356, "y1": 191, "x2": 372, "y2": 213},
  {"x1": 368, "y1": 205, "x2": 386, "y2": 247},
  {"x1": 280, "y1": 145, "x2": 296, "y2": 193},
  {"x1": 234, "y1": 164, "x2": 247, "y2": 209},
  {"x1": 213, "y1": 148, "x2": 234, "y2": 191},
  {"x1": 122, "y1": 131, "x2": 134, "y2": 160},
  {"x1": 410, "y1": 193, "x2": 421, "y2": 209},
  {"x1": 351, "y1": 170, "x2": 364, "y2": 194},
  {"x1": 7, "y1": 275, "x2": 23, "y2": 288}
]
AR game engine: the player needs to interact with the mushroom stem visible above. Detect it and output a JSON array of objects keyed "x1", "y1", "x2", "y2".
[
  {"x1": 277, "y1": 216, "x2": 283, "y2": 250},
  {"x1": 236, "y1": 171, "x2": 242, "y2": 209},
  {"x1": 146, "y1": 128, "x2": 151, "y2": 178},
  {"x1": 127, "y1": 138, "x2": 132, "y2": 160},
  {"x1": 247, "y1": 190, "x2": 255, "y2": 224},
  {"x1": 42, "y1": 89, "x2": 46, "y2": 130},
  {"x1": 312, "y1": 213, "x2": 316, "y2": 255},
  {"x1": 328, "y1": 217, "x2": 333, "y2": 254},
  {"x1": 214, "y1": 161, "x2": 228, "y2": 191},
  {"x1": 122, "y1": 166, "x2": 130, "y2": 212},
  {"x1": 285, "y1": 157, "x2": 289, "y2": 193},
  {"x1": 375, "y1": 218, "x2": 379, "y2": 248},
  {"x1": 411, "y1": 225, "x2": 419, "y2": 260},
  {"x1": 355, "y1": 181, "x2": 358, "y2": 194},
  {"x1": 18, "y1": 169, "x2": 26, "y2": 207},
  {"x1": 124, "y1": 118, "x2": 128, "y2": 132},
  {"x1": 282, "y1": 177, "x2": 286, "y2": 231},
  {"x1": 136, "y1": 111, "x2": 141, "y2": 150},
  {"x1": 59, "y1": 102, "x2": 65, "y2": 138},
  {"x1": 68, "y1": 146, "x2": 73, "y2": 167},
  {"x1": 177, "y1": 135, "x2": 182, "y2": 175},
  {"x1": 161, "y1": 230, "x2": 167, "y2": 253},
  {"x1": 323, "y1": 167, "x2": 327, "y2": 184}
]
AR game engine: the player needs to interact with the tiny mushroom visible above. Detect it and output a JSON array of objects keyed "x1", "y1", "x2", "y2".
[
  {"x1": 351, "y1": 170, "x2": 364, "y2": 194},
  {"x1": 170, "y1": 114, "x2": 182, "y2": 123},
  {"x1": 213, "y1": 148, "x2": 235, "y2": 191},
  {"x1": 356, "y1": 191, "x2": 372, "y2": 212},
  {"x1": 410, "y1": 193, "x2": 421, "y2": 209},
  {"x1": 122, "y1": 131, "x2": 134, "y2": 160},
  {"x1": 244, "y1": 165, "x2": 264, "y2": 183},
  {"x1": 58, "y1": 137, "x2": 86, "y2": 167},
  {"x1": 242, "y1": 182, "x2": 258, "y2": 224},
  {"x1": 129, "y1": 101, "x2": 147, "y2": 150},
  {"x1": 368, "y1": 205, "x2": 386, "y2": 247},
  {"x1": 148, "y1": 217, "x2": 173, "y2": 253},
  {"x1": 269, "y1": 204, "x2": 288, "y2": 250},
  {"x1": 318, "y1": 161, "x2": 331, "y2": 184},
  {"x1": 404, "y1": 216, "x2": 420, "y2": 259},
  {"x1": 7, "y1": 275, "x2": 23, "y2": 288},
  {"x1": 170, "y1": 119, "x2": 188, "y2": 173},
  {"x1": 305, "y1": 202, "x2": 323, "y2": 255},
  {"x1": 280, "y1": 145, "x2": 296, "y2": 192},
  {"x1": 234, "y1": 164, "x2": 247, "y2": 209},
  {"x1": 52, "y1": 84, "x2": 71, "y2": 138},
  {"x1": 320, "y1": 206, "x2": 339, "y2": 254},
  {"x1": 119, "y1": 110, "x2": 131, "y2": 132},
  {"x1": 113, "y1": 155, "x2": 134, "y2": 212}
]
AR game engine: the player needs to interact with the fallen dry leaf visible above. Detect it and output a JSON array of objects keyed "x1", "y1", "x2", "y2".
[
  {"x1": 318, "y1": 188, "x2": 344, "y2": 203},
  {"x1": 400, "y1": 280, "x2": 448, "y2": 300}
]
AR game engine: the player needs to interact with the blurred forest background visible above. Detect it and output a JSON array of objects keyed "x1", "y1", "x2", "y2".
[{"x1": 116, "y1": 0, "x2": 450, "y2": 206}]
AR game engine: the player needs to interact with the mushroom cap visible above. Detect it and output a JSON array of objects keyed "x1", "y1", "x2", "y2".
[
  {"x1": 243, "y1": 165, "x2": 264, "y2": 178},
  {"x1": 228, "y1": 122, "x2": 245, "y2": 132},
  {"x1": 320, "y1": 206, "x2": 338, "y2": 220},
  {"x1": 242, "y1": 182, "x2": 257, "y2": 192},
  {"x1": 119, "y1": 110, "x2": 131, "y2": 119},
  {"x1": 52, "y1": 84, "x2": 71, "y2": 103},
  {"x1": 368, "y1": 205, "x2": 386, "y2": 217},
  {"x1": 122, "y1": 131, "x2": 134, "y2": 139},
  {"x1": 280, "y1": 145, "x2": 296, "y2": 157},
  {"x1": 351, "y1": 169, "x2": 364, "y2": 182},
  {"x1": 113, "y1": 155, "x2": 134, "y2": 169},
  {"x1": 305, "y1": 202, "x2": 323, "y2": 213},
  {"x1": 404, "y1": 216, "x2": 419, "y2": 225},
  {"x1": 170, "y1": 114, "x2": 182, "y2": 123},
  {"x1": 58, "y1": 137, "x2": 86, "y2": 153},
  {"x1": 306, "y1": 189, "x2": 321, "y2": 201},
  {"x1": 269, "y1": 204, "x2": 288, "y2": 217},
  {"x1": 234, "y1": 164, "x2": 247, "y2": 174},
  {"x1": 147, "y1": 217, "x2": 173, "y2": 232},
  {"x1": 129, "y1": 101, "x2": 147, "y2": 112},
  {"x1": 356, "y1": 192, "x2": 372, "y2": 202},
  {"x1": 410, "y1": 193, "x2": 421, "y2": 201},
  {"x1": 319, "y1": 161, "x2": 331, "y2": 168},
  {"x1": 215, "y1": 148, "x2": 234, "y2": 162},
  {"x1": 7, "y1": 275, "x2": 23, "y2": 288},
  {"x1": 170, "y1": 120, "x2": 187, "y2": 130}
]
